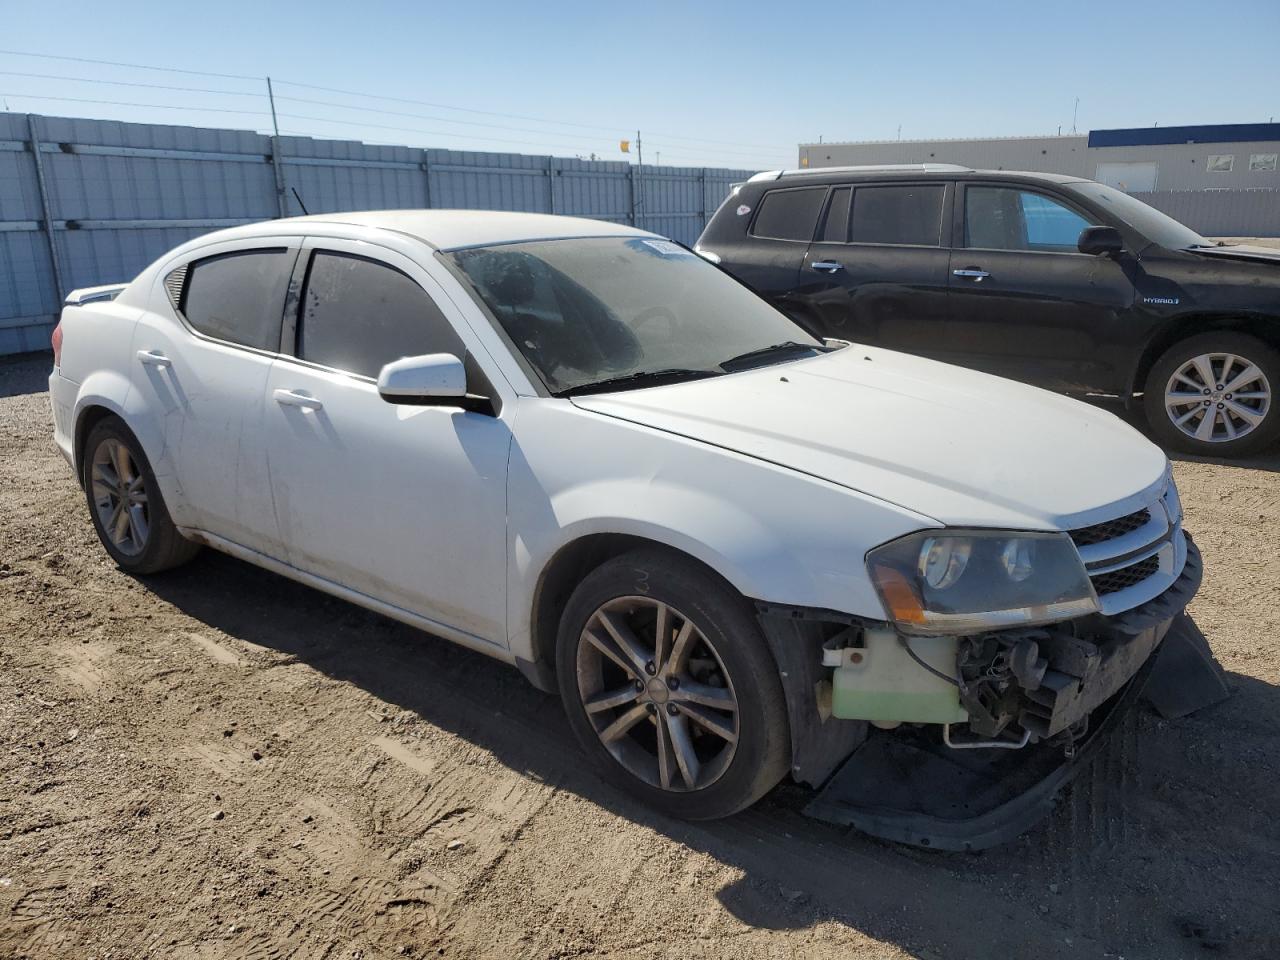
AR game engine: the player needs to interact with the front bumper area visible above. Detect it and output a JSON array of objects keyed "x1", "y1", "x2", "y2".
[{"x1": 760, "y1": 537, "x2": 1225, "y2": 849}]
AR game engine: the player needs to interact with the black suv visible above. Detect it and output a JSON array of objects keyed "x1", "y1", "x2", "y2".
[{"x1": 697, "y1": 164, "x2": 1280, "y2": 457}]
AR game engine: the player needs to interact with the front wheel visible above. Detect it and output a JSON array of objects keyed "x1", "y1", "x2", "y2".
[
  {"x1": 556, "y1": 549, "x2": 790, "y2": 820},
  {"x1": 1143, "y1": 332, "x2": 1279, "y2": 457}
]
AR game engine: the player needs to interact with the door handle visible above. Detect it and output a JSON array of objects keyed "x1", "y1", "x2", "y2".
[
  {"x1": 811, "y1": 260, "x2": 844, "y2": 273},
  {"x1": 273, "y1": 388, "x2": 323, "y2": 411},
  {"x1": 136, "y1": 349, "x2": 171, "y2": 367},
  {"x1": 953, "y1": 269, "x2": 991, "y2": 281}
]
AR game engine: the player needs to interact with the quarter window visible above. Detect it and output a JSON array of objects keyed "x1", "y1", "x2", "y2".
[
  {"x1": 964, "y1": 187, "x2": 1093, "y2": 252},
  {"x1": 820, "y1": 187, "x2": 852, "y2": 242},
  {"x1": 848, "y1": 185, "x2": 944, "y2": 246},
  {"x1": 298, "y1": 251, "x2": 463, "y2": 379},
  {"x1": 750, "y1": 188, "x2": 826, "y2": 242},
  {"x1": 180, "y1": 248, "x2": 291, "y2": 351}
]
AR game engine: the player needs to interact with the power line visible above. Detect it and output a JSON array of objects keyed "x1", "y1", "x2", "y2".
[
  {"x1": 0, "y1": 69, "x2": 264, "y2": 97},
  {"x1": 0, "y1": 48, "x2": 260, "y2": 81},
  {"x1": 2, "y1": 49, "x2": 785, "y2": 158},
  {"x1": 0, "y1": 92, "x2": 269, "y2": 117}
]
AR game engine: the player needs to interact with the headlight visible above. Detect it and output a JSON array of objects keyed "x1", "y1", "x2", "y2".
[
  {"x1": 867, "y1": 530, "x2": 1098, "y2": 635},
  {"x1": 1163, "y1": 464, "x2": 1183, "y2": 526}
]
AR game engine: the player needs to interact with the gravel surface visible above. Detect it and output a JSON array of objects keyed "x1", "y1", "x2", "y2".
[{"x1": 2, "y1": 351, "x2": 1278, "y2": 959}]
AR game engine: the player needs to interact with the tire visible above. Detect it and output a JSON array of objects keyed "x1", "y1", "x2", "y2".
[
  {"x1": 555, "y1": 548, "x2": 790, "y2": 820},
  {"x1": 1143, "y1": 332, "x2": 1280, "y2": 457},
  {"x1": 82, "y1": 416, "x2": 201, "y2": 575}
]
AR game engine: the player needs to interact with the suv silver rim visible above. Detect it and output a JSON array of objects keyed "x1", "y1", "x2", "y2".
[
  {"x1": 91, "y1": 438, "x2": 149, "y2": 556},
  {"x1": 1164, "y1": 352, "x2": 1271, "y2": 443},
  {"x1": 575, "y1": 596, "x2": 739, "y2": 792}
]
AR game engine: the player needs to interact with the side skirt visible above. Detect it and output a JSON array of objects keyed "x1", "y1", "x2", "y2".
[{"x1": 178, "y1": 527, "x2": 516, "y2": 666}]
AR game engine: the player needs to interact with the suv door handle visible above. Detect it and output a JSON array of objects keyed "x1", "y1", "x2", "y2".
[
  {"x1": 811, "y1": 261, "x2": 844, "y2": 273},
  {"x1": 953, "y1": 268, "x2": 991, "y2": 281},
  {"x1": 273, "y1": 388, "x2": 323, "y2": 411},
  {"x1": 136, "y1": 349, "x2": 171, "y2": 367}
]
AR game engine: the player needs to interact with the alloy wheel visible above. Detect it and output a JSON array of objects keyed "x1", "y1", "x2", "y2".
[
  {"x1": 90, "y1": 438, "x2": 150, "y2": 556},
  {"x1": 1164, "y1": 352, "x2": 1271, "y2": 444},
  {"x1": 575, "y1": 596, "x2": 739, "y2": 792}
]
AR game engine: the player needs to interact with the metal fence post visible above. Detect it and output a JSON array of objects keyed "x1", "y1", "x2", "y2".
[
  {"x1": 26, "y1": 114, "x2": 67, "y2": 303},
  {"x1": 268, "y1": 135, "x2": 289, "y2": 218},
  {"x1": 700, "y1": 168, "x2": 709, "y2": 234},
  {"x1": 546, "y1": 156, "x2": 557, "y2": 214},
  {"x1": 422, "y1": 150, "x2": 433, "y2": 209},
  {"x1": 628, "y1": 165, "x2": 637, "y2": 226}
]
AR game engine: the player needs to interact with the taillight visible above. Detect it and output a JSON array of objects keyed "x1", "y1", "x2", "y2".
[{"x1": 51, "y1": 321, "x2": 63, "y2": 367}]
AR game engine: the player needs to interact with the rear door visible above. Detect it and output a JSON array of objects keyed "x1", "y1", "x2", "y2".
[
  {"x1": 798, "y1": 181, "x2": 953, "y2": 349},
  {"x1": 729, "y1": 185, "x2": 827, "y2": 313},
  {"x1": 945, "y1": 183, "x2": 1137, "y2": 392},
  {"x1": 130, "y1": 238, "x2": 299, "y2": 556}
]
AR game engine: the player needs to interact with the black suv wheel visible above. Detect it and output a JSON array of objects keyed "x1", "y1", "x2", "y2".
[{"x1": 1144, "y1": 332, "x2": 1279, "y2": 457}]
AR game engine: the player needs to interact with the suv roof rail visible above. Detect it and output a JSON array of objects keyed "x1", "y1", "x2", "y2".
[{"x1": 777, "y1": 163, "x2": 972, "y2": 179}]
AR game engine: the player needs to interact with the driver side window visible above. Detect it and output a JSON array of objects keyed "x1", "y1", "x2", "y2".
[
  {"x1": 297, "y1": 250, "x2": 463, "y2": 378},
  {"x1": 964, "y1": 187, "x2": 1094, "y2": 252}
]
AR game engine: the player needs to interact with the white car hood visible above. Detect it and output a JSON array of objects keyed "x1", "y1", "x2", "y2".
[{"x1": 571, "y1": 345, "x2": 1168, "y2": 531}]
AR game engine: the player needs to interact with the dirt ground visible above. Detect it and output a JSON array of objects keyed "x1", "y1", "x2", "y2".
[{"x1": 1, "y1": 350, "x2": 1278, "y2": 960}]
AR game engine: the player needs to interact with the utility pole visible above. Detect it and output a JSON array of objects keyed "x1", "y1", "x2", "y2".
[
  {"x1": 265, "y1": 77, "x2": 288, "y2": 218},
  {"x1": 635, "y1": 129, "x2": 643, "y2": 224},
  {"x1": 1071, "y1": 97, "x2": 1079, "y2": 135}
]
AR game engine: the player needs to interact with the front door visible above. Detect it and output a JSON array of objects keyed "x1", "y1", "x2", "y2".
[
  {"x1": 798, "y1": 182, "x2": 953, "y2": 350},
  {"x1": 263, "y1": 239, "x2": 511, "y2": 646},
  {"x1": 945, "y1": 183, "x2": 1137, "y2": 393}
]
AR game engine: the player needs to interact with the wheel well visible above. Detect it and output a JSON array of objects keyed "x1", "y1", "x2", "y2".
[
  {"x1": 1133, "y1": 315, "x2": 1280, "y2": 397},
  {"x1": 73, "y1": 405, "x2": 117, "y2": 483},
  {"x1": 528, "y1": 534, "x2": 728, "y2": 684}
]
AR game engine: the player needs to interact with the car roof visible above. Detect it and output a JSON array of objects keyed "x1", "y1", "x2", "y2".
[
  {"x1": 751, "y1": 165, "x2": 1087, "y2": 187},
  {"x1": 262, "y1": 209, "x2": 658, "y2": 251}
]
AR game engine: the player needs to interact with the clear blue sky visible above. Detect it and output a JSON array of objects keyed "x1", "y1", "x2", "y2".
[{"x1": 1, "y1": 0, "x2": 1277, "y2": 171}]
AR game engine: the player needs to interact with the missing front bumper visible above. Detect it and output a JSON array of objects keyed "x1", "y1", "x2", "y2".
[{"x1": 802, "y1": 613, "x2": 1227, "y2": 850}]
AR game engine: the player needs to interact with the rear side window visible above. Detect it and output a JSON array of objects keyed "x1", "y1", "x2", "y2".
[
  {"x1": 849, "y1": 186, "x2": 945, "y2": 246},
  {"x1": 181, "y1": 248, "x2": 290, "y2": 351},
  {"x1": 750, "y1": 187, "x2": 826, "y2": 241},
  {"x1": 298, "y1": 251, "x2": 463, "y2": 379}
]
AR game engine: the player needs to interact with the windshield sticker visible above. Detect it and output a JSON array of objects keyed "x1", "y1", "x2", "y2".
[
  {"x1": 641, "y1": 239, "x2": 695, "y2": 257},
  {"x1": 736, "y1": 204, "x2": 752, "y2": 216}
]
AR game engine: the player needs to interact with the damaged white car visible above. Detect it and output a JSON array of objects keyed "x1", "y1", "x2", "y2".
[{"x1": 49, "y1": 211, "x2": 1225, "y2": 847}]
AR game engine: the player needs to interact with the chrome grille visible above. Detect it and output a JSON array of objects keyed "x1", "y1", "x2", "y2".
[
  {"x1": 1069, "y1": 508, "x2": 1152, "y2": 547},
  {"x1": 1091, "y1": 554, "x2": 1161, "y2": 595},
  {"x1": 1068, "y1": 482, "x2": 1186, "y2": 615}
]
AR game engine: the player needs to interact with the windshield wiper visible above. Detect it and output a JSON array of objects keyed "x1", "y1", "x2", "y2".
[
  {"x1": 558, "y1": 367, "x2": 721, "y2": 397},
  {"x1": 719, "y1": 340, "x2": 824, "y2": 372}
]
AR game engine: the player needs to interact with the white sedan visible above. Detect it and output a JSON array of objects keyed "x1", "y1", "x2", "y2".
[{"x1": 48, "y1": 211, "x2": 1203, "y2": 833}]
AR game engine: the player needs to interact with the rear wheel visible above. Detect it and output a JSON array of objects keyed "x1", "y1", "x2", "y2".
[
  {"x1": 1144, "y1": 332, "x2": 1279, "y2": 457},
  {"x1": 82, "y1": 416, "x2": 200, "y2": 574},
  {"x1": 556, "y1": 548, "x2": 790, "y2": 820}
]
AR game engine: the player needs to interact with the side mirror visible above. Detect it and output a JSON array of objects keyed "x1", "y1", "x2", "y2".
[
  {"x1": 377, "y1": 353, "x2": 467, "y2": 405},
  {"x1": 1078, "y1": 225, "x2": 1124, "y2": 257}
]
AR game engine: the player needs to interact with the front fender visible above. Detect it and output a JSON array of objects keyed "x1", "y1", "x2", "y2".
[{"x1": 505, "y1": 399, "x2": 937, "y2": 660}]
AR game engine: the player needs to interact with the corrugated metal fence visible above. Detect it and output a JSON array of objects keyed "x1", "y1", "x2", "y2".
[
  {"x1": 1130, "y1": 189, "x2": 1280, "y2": 239},
  {"x1": 0, "y1": 113, "x2": 753, "y2": 356}
]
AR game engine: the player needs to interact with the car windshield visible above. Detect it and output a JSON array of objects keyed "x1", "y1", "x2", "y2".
[
  {"x1": 1068, "y1": 181, "x2": 1211, "y2": 250},
  {"x1": 447, "y1": 236, "x2": 826, "y2": 395}
]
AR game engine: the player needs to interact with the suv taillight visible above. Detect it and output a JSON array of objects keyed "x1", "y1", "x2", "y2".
[{"x1": 51, "y1": 321, "x2": 63, "y2": 367}]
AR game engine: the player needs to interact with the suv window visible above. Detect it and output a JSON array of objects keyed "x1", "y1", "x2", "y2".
[
  {"x1": 298, "y1": 251, "x2": 463, "y2": 379},
  {"x1": 849, "y1": 185, "x2": 944, "y2": 246},
  {"x1": 820, "y1": 186, "x2": 852, "y2": 242},
  {"x1": 750, "y1": 187, "x2": 826, "y2": 241},
  {"x1": 965, "y1": 187, "x2": 1093, "y2": 252},
  {"x1": 181, "y1": 248, "x2": 291, "y2": 351}
]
